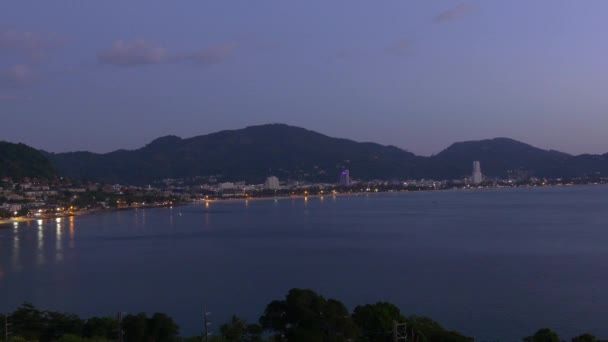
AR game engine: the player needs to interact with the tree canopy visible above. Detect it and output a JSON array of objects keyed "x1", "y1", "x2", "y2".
[{"x1": 1, "y1": 292, "x2": 605, "y2": 342}]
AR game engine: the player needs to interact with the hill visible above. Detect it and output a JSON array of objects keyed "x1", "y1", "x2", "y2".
[
  {"x1": 0, "y1": 141, "x2": 56, "y2": 180},
  {"x1": 46, "y1": 124, "x2": 425, "y2": 184},
  {"x1": 41, "y1": 124, "x2": 608, "y2": 184},
  {"x1": 428, "y1": 138, "x2": 571, "y2": 179}
]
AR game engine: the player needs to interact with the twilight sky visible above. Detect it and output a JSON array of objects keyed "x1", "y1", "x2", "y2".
[{"x1": 2, "y1": 1, "x2": 608, "y2": 156}]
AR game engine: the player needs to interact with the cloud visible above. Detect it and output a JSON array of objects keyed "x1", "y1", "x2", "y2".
[
  {"x1": 0, "y1": 29, "x2": 65, "y2": 61},
  {"x1": 97, "y1": 40, "x2": 237, "y2": 67},
  {"x1": 434, "y1": 3, "x2": 472, "y2": 23},
  {"x1": 0, "y1": 65, "x2": 34, "y2": 88},
  {"x1": 386, "y1": 39, "x2": 411, "y2": 56},
  {"x1": 97, "y1": 40, "x2": 169, "y2": 67},
  {"x1": 181, "y1": 43, "x2": 237, "y2": 66}
]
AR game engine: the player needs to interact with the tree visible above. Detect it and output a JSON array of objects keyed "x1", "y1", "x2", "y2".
[
  {"x1": 0, "y1": 314, "x2": 5, "y2": 340},
  {"x1": 148, "y1": 313, "x2": 179, "y2": 342},
  {"x1": 572, "y1": 334, "x2": 598, "y2": 342},
  {"x1": 9, "y1": 303, "x2": 47, "y2": 341},
  {"x1": 42, "y1": 311, "x2": 84, "y2": 341},
  {"x1": 83, "y1": 317, "x2": 119, "y2": 340},
  {"x1": 219, "y1": 316, "x2": 262, "y2": 342},
  {"x1": 406, "y1": 316, "x2": 473, "y2": 342},
  {"x1": 121, "y1": 312, "x2": 179, "y2": 342},
  {"x1": 352, "y1": 302, "x2": 404, "y2": 342},
  {"x1": 54, "y1": 334, "x2": 111, "y2": 342},
  {"x1": 0, "y1": 208, "x2": 11, "y2": 218},
  {"x1": 122, "y1": 313, "x2": 147, "y2": 342},
  {"x1": 6, "y1": 336, "x2": 29, "y2": 342},
  {"x1": 259, "y1": 300, "x2": 287, "y2": 338},
  {"x1": 524, "y1": 328, "x2": 561, "y2": 342},
  {"x1": 259, "y1": 288, "x2": 357, "y2": 342},
  {"x1": 16, "y1": 207, "x2": 30, "y2": 217},
  {"x1": 4, "y1": 304, "x2": 87, "y2": 342}
]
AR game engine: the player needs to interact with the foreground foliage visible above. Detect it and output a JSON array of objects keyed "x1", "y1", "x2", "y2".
[{"x1": 0, "y1": 290, "x2": 605, "y2": 342}]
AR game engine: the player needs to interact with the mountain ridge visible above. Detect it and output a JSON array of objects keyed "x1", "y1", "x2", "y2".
[{"x1": 6, "y1": 123, "x2": 608, "y2": 184}]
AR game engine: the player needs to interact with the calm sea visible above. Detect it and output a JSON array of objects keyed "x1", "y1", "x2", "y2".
[{"x1": 2, "y1": 186, "x2": 608, "y2": 341}]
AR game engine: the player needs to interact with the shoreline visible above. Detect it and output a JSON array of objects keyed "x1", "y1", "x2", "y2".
[
  {"x1": 1, "y1": 183, "x2": 605, "y2": 227},
  {"x1": 0, "y1": 203, "x2": 177, "y2": 227}
]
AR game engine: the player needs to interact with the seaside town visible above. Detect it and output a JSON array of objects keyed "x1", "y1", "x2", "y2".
[{"x1": 1, "y1": 161, "x2": 606, "y2": 224}]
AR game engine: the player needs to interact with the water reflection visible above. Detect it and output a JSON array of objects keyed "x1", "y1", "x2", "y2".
[
  {"x1": 56, "y1": 218, "x2": 63, "y2": 262},
  {"x1": 37, "y1": 219, "x2": 45, "y2": 266},
  {"x1": 12, "y1": 222, "x2": 21, "y2": 270},
  {"x1": 69, "y1": 216, "x2": 75, "y2": 249}
]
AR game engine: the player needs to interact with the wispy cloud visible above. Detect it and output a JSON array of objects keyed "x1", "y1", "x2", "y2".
[
  {"x1": 434, "y1": 3, "x2": 473, "y2": 23},
  {"x1": 386, "y1": 39, "x2": 411, "y2": 56},
  {"x1": 182, "y1": 43, "x2": 237, "y2": 66},
  {"x1": 97, "y1": 40, "x2": 237, "y2": 67},
  {"x1": 97, "y1": 40, "x2": 169, "y2": 67},
  {"x1": 0, "y1": 65, "x2": 35, "y2": 88},
  {"x1": 0, "y1": 29, "x2": 65, "y2": 62}
]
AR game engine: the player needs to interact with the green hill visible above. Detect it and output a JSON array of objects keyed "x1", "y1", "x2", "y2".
[
  {"x1": 43, "y1": 124, "x2": 608, "y2": 184},
  {"x1": 47, "y1": 124, "x2": 424, "y2": 184},
  {"x1": 0, "y1": 141, "x2": 56, "y2": 179}
]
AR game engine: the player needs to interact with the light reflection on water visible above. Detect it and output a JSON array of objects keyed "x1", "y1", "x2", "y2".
[
  {"x1": 69, "y1": 216, "x2": 75, "y2": 249},
  {"x1": 55, "y1": 218, "x2": 63, "y2": 262},
  {"x1": 12, "y1": 223, "x2": 20, "y2": 270},
  {"x1": 6, "y1": 217, "x2": 79, "y2": 269},
  {"x1": 37, "y1": 219, "x2": 45, "y2": 266},
  {"x1": 6, "y1": 216, "x2": 80, "y2": 270}
]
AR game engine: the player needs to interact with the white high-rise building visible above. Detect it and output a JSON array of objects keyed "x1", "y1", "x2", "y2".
[
  {"x1": 264, "y1": 176, "x2": 280, "y2": 190},
  {"x1": 472, "y1": 161, "x2": 483, "y2": 184}
]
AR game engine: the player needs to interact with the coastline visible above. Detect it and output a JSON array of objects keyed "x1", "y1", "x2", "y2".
[
  {"x1": 1, "y1": 183, "x2": 604, "y2": 227},
  {"x1": 0, "y1": 193, "x2": 369, "y2": 227},
  {"x1": 0, "y1": 203, "x2": 176, "y2": 227}
]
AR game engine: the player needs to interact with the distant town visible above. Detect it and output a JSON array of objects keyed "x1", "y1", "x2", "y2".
[{"x1": 1, "y1": 161, "x2": 607, "y2": 224}]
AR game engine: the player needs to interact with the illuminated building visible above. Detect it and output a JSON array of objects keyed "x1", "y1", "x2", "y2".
[
  {"x1": 264, "y1": 176, "x2": 280, "y2": 190},
  {"x1": 339, "y1": 170, "x2": 350, "y2": 186},
  {"x1": 472, "y1": 161, "x2": 483, "y2": 184}
]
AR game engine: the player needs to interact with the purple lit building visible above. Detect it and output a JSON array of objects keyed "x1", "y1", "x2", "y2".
[{"x1": 339, "y1": 170, "x2": 350, "y2": 186}]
